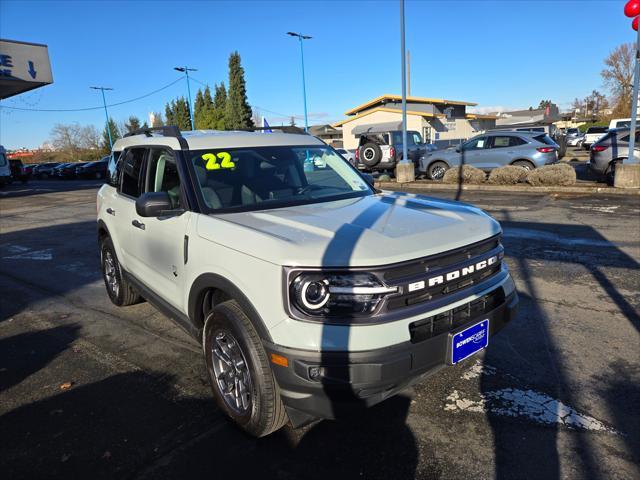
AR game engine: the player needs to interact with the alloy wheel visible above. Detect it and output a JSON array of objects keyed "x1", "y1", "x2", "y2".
[
  {"x1": 103, "y1": 250, "x2": 120, "y2": 297},
  {"x1": 211, "y1": 330, "x2": 253, "y2": 414}
]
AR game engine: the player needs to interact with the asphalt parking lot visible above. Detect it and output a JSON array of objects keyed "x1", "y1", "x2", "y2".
[{"x1": 1, "y1": 179, "x2": 639, "y2": 480}]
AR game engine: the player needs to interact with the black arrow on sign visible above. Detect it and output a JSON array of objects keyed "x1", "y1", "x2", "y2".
[{"x1": 27, "y1": 61, "x2": 37, "y2": 79}]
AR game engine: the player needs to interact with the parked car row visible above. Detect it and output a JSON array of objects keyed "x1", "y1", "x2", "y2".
[
  {"x1": 28, "y1": 156, "x2": 110, "y2": 180},
  {"x1": 589, "y1": 126, "x2": 639, "y2": 184}
]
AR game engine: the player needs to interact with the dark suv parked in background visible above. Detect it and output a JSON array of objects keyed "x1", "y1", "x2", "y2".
[
  {"x1": 354, "y1": 127, "x2": 428, "y2": 172},
  {"x1": 77, "y1": 156, "x2": 109, "y2": 179},
  {"x1": 9, "y1": 159, "x2": 30, "y2": 183}
]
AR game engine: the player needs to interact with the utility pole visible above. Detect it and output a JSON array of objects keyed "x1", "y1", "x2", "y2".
[
  {"x1": 174, "y1": 66, "x2": 197, "y2": 130},
  {"x1": 287, "y1": 32, "x2": 312, "y2": 132},
  {"x1": 90, "y1": 86, "x2": 114, "y2": 150}
]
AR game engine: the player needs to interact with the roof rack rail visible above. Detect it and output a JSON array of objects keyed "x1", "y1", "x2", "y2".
[
  {"x1": 248, "y1": 126, "x2": 308, "y2": 135},
  {"x1": 124, "y1": 126, "x2": 182, "y2": 138}
]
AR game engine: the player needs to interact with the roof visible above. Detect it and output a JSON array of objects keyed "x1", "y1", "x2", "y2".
[
  {"x1": 465, "y1": 113, "x2": 499, "y2": 120},
  {"x1": 344, "y1": 94, "x2": 477, "y2": 116},
  {"x1": 112, "y1": 130, "x2": 324, "y2": 152},
  {"x1": 332, "y1": 106, "x2": 442, "y2": 128}
]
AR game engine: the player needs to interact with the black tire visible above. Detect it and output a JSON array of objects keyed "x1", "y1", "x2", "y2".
[
  {"x1": 203, "y1": 300, "x2": 288, "y2": 437},
  {"x1": 512, "y1": 160, "x2": 535, "y2": 171},
  {"x1": 100, "y1": 236, "x2": 141, "y2": 306},
  {"x1": 427, "y1": 161, "x2": 448, "y2": 180},
  {"x1": 606, "y1": 161, "x2": 618, "y2": 186},
  {"x1": 360, "y1": 142, "x2": 382, "y2": 167}
]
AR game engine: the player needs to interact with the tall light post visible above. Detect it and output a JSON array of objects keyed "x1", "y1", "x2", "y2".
[
  {"x1": 174, "y1": 66, "x2": 197, "y2": 130},
  {"x1": 624, "y1": 0, "x2": 640, "y2": 164},
  {"x1": 90, "y1": 86, "x2": 114, "y2": 150},
  {"x1": 396, "y1": 0, "x2": 415, "y2": 182},
  {"x1": 287, "y1": 32, "x2": 311, "y2": 132}
]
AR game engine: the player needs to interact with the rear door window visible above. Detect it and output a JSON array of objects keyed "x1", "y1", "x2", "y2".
[
  {"x1": 534, "y1": 134, "x2": 557, "y2": 146},
  {"x1": 119, "y1": 148, "x2": 146, "y2": 198}
]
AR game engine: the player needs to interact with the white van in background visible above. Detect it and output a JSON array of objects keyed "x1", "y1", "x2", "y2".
[{"x1": 0, "y1": 146, "x2": 12, "y2": 187}]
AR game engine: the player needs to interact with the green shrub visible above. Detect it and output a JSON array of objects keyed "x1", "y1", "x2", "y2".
[
  {"x1": 488, "y1": 166, "x2": 529, "y2": 185},
  {"x1": 526, "y1": 163, "x2": 576, "y2": 186},
  {"x1": 442, "y1": 165, "x2": 486, "y2": 184}
]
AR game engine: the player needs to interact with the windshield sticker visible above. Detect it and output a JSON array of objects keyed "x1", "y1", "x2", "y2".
[{"x1": 203, "y1": 152, "x2": 235, "y2": 170}]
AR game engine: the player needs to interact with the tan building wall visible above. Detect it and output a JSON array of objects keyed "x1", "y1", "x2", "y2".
[{"x1": 340, "y1": 110, "x2": 423, "y2": 149}]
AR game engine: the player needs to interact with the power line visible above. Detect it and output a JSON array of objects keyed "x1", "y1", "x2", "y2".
[
  {"x1": 0, "y1": 77, "x2": 184, "y2": 112},
  {"x1": 189, "y1": 75, "x2": 298, "y2": 120}
]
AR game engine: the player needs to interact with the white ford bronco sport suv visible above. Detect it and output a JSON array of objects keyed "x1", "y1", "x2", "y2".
[{"x1": 97, "y1": 126, "x2": 518, "y2": 437}]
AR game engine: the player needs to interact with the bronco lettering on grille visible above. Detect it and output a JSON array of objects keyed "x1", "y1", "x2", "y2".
[{"x1": 425, "y1": 255, "x2": 499, "y2": 289}]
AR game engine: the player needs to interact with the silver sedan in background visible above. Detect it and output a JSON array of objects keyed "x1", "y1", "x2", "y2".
[{"x1": 418, "y1": 131, "x2": 559, "y2": 180}]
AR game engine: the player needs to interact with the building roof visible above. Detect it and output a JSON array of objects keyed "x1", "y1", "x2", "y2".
[
  {"x1": 332, "y1": 106, "x2": 442, "y2": 127},
  {"x1": 344, "y1": 94, "x2": 477, "y2": 116},
  {"x1": 465, "y1": 113, "x2": 499, "y2": 120}
]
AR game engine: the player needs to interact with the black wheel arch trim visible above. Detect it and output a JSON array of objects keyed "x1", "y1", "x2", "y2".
[{"x1": 189, "y1": 273, "x2": 273, "y2": 342}]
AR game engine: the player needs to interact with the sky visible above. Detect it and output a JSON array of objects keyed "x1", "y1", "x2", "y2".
[{"x1": 0, "y1": 0, "x2": 632, "y2": 149}]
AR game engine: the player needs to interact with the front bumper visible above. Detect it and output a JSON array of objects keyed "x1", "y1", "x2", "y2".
[{"x1": 266, "y1": 286, "x2": 518, "y2": 426}]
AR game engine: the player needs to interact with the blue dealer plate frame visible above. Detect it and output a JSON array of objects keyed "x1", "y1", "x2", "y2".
[{"x1": 451, "y1": 319, "x2": 489, "y2": 364}]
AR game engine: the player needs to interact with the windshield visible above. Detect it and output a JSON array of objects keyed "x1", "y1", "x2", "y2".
[{"x1": 190, "y1": 145, "x2": 372, "y2": 212}]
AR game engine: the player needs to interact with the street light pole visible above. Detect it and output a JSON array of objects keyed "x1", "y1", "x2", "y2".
[
  {"x1": 287, "y1": 32, "x2": 312, "y2": 132},
  {"x1": 90, "y1": 86, "x2": 114, "y2": 150},
  {"x1": 399, "y1": 0, "x2": 409, "y2": 166},
  {"x1": 174, "y1": 66, "x2": 197, "y2": 130},
  {"x1": 628, "y1": 26, "x2": 640, "y2": 164}
]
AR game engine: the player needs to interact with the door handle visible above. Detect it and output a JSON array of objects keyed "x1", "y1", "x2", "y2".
[
  {"x1": 106, "y1": 207, "x2": 115, "y2": 216},
  {"x1": 131, "y1": 219, "x2": 145, "y2": 230}
]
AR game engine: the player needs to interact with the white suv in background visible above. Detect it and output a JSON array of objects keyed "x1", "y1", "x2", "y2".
[{"x1": 97, "y1": 126, "x2": 518, "y2": 437}]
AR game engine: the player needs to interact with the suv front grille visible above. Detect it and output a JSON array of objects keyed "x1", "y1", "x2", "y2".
[
  {"x1": 382, "y1": 235, "x2": 503, "y2": 312},
  {"x1": 409, "y1": 288, "x2": 505, "y2": 343}
]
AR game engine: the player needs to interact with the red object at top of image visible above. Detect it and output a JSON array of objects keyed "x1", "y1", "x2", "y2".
[
  {"x1": 634, "y1": 16, "x2": 639, "y2": 31},
  {"x1": 625, "y1": 0, "x2": 640, "y2": 18}
]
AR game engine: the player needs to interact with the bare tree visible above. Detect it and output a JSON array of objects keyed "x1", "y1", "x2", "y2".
[
  {"x1": 49, "y1": 123, "x2": 101, "y2": 162},
  {"x1": 601, "y1": 43, "x2": 634, "y2": 117}
]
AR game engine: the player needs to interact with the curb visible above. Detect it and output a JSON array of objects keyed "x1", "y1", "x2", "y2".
[{"x1": 375, "y1": 182, "x2": 640, "y2": 196}]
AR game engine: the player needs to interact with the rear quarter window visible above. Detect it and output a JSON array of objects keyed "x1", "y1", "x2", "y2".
[
  {"x1": 586, "y1": 127, "x2": 608, "y2": 134},
  {"x1": 533, "y1": 134, "x2": 557, "y2": 146}
]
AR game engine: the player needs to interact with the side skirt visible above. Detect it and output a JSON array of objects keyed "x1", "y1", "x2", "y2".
[{"x1": 122, "y1": 270, "x2": 202, "y2": 341}]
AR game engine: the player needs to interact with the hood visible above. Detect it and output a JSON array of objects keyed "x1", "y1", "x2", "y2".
[{"x1": 196, "y1": 192, "x2": 501, "y2": 267}]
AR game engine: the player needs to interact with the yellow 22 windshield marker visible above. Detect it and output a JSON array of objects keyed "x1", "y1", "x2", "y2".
[{"x1": 203, "y1": 152, "x2": 235, "y2": 170}]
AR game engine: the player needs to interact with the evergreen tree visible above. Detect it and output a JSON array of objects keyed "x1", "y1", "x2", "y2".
[
  {"x1": 124, "y1": 115, "x2": 142, "y2": 133},
  {"x1": 213, "y1": 83, "x2": 227, "y2": 130},
  {"x1": 224, "y1": 52, "x2": 253, "y2": 130},
  {"x1": 165, "y1": 101, "x2": 175, "y2": 127},
  {"x1": 194, "y1": 89, "x2": 205, "y2": 129},
  {"x1": 101, "y1": 118, "x2": 121, "y2": 153},
  {"x1": 174, "y1": 97, "x2": 192, "y2": 131},
  {"x1": 194, "y1": 86, "x2": 216, "y2": 129}
]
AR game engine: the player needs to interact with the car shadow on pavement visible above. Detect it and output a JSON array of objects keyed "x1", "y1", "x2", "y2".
[
  {"x1": 0, "y1": 325, "x2": 80, "y2": 393},
  {"x1": 481, "y1": 211, "x2": 640, "y2": 480},
  {"x1": 0, "y1": 220, "x2": 100, "y2": 322},
  {"x1": 0, "y1": 369, "x2": 418, "y2": 480}
]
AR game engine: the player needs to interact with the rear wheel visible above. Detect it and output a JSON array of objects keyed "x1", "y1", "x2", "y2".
[
  {"x1": 100, "y1": 236, "x2": 141, "y2": 306},
  {"x1": 203, "y1": 300, "x2": 288, "y2": 437},
  {"x1": 606, "y1": 161, "x2": 618, "y2": 186},
  {"x1": 427, "y1": 161, "x2": 448, "y2": 180},
  {"x1": 512, "y1": 160, "x2": 535, "y2": 171}
]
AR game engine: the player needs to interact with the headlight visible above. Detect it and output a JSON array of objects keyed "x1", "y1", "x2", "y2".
[{"x1": 289, "y1": 272, "x2": 398, "y2": 318}]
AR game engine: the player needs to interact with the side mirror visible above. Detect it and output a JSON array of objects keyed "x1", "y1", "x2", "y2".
[
  {"x1": 455, "y1": 146, "x2": 461, "y2": 153},
  {"x1": 362, "y1": 173, "x2": 375, "y2": 187},
  {"x1": 135, "y1": 192, "x2": 176, "y2": 217}
]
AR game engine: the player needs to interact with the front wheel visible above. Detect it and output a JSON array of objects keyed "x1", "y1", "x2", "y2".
[{"x1": 203, "y1": 300, "x2": 288, "y2": 437}]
